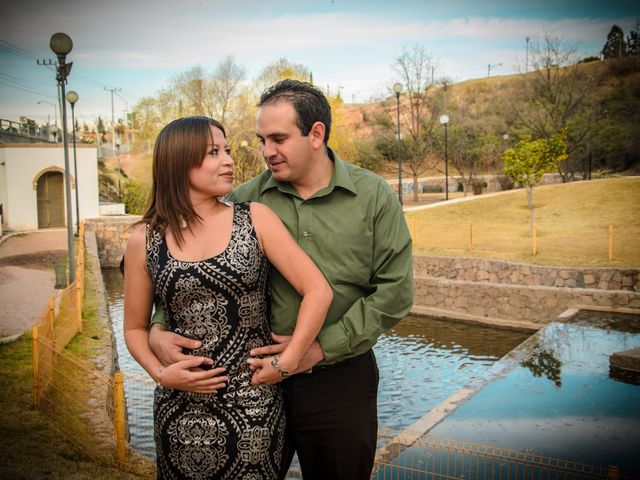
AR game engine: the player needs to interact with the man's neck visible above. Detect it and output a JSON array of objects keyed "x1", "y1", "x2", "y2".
[{"x1": 293, "y1": 152, "x2": 334, "y2": 200}]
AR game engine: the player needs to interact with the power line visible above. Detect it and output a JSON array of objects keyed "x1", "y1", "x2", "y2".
[{"x1": 0, "y1": 73, "x2": 56, "y2": 98}]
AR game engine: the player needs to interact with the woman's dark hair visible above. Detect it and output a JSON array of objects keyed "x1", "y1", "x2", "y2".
[
  {"x1": 259, "y1": 79, "x2": 332, "y2": 145},
  {"x1": 139, "y1": 116, "x2": 226, "y2": 248}
]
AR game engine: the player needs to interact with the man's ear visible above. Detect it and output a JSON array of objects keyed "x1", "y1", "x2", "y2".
[{"x1": 309, "y1": 121, "x2": 326, "y2": 150}]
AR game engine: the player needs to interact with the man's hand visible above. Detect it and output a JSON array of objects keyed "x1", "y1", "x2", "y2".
[{"x1": 149, "y1": 323, "x2": 212, "y2": 367}]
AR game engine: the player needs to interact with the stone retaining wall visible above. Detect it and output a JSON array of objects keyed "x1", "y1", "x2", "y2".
[
  {"x1": 413, "y1": 256, "x2": 639, "y2": 292},
  {"x1": 414, "y1": 275, "x2": 640, "y2": 325},
  {"x1": 84, "y1": 216, "x2": 141, "y2": 268}
]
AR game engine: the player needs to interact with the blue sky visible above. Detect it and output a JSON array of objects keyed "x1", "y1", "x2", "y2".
[{"x1": 1, "y1": 0, "x2": 638, "y2": 126}]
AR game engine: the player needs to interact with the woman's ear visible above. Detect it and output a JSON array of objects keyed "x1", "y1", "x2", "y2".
[{"x1": 309, "y1": 121, "x2": 326, "y2": 150}]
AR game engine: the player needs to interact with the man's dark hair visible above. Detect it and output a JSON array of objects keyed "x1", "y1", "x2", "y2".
[{"x1": 259, "y1": 79, "x2": 332, "y2": 145}]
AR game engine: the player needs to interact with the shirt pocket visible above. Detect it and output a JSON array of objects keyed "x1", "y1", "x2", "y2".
[{"x1": 323, "y1": 232, "x2": 373, "y2": 285}]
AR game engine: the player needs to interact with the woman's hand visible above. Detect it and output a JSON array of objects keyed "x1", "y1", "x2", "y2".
[
  {"x1": 247, "y1": 356, "x2": 290, "y2": 385},
  {"x1": 160, "y1": 356, "x2": 228, "y2": 393}
]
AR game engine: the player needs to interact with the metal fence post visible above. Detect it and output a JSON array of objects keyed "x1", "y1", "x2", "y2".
[
  {"x1": 113, "y1": 371, "x2": 127, "y2": 464},
  {"x1": 32, "y1": 326, "x2": 40, "y2": 408}
]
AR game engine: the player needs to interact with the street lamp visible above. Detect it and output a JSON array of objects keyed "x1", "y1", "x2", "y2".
[
  {"x1": 37, "y1": 100, "x2": 58, "y2": 129},
  {"x1": 115, "y1": 138, "x2": 122, "y2": 201},
  {"x1": 49, "y1": 32, "x2": 76, "y2": 284},
  {"x1": 488, "y1": 63, "x2": 503, "y2": 77},
  {"x1": 393, "y1": 82, "x2": 403, "y2": 206},
  {"x1": 439, "y1": 114, "x2": 450, "y2": 200},
  {"x1": 67, "y1": 90, "x2": 80, "y2": 237}
]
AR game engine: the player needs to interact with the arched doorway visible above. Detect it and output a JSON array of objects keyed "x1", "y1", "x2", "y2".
[{"x1": 37, "y1": 171, "x2": 65, "y2": 228}]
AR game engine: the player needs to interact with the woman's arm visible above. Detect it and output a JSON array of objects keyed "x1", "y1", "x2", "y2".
[
  {"x1": 123, "y1": 224, "x2": 228, "y2": 392},
  {"x1": 248, "y1": 202, "x2": 333, "y2": 385}
]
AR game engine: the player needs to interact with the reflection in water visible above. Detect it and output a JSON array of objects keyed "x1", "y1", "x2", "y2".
[
  {"x1": 102, "y1": 268, "x2": 530, "y2": 450},
  {"x1": 520, "y1": 345, "x2": 562, "y2": 387},
  {"x1": 429, "y1": 310, "x2": 640, "y2": 474}
]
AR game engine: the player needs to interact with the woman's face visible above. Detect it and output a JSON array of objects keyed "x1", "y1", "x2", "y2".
[{"x1": 188, "y1": 126, "x2": 234, "y2": 201}]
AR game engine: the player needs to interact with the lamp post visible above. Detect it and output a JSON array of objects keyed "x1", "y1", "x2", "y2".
[
  {"x1": 67, "y1": 90, "x2": 80, "y2": 237},
  {"x1": 37, "y1": 100, "x2": 58, "y2": 130},
  {"x1": 393, "y1": 82, "x2": 403, "y2": 206},
  {"x1": 439, "y1": 114, "x2": 450, "y2": 200},
  {"x1": 487, "y1": 62, "x2": 503, "y2": 77},
  {"x1": 49, "y1": 32, "x2": 75, "y2": 284},
  {"x1": 115, "y1": 138, "x2": 122, "y2": 201}
]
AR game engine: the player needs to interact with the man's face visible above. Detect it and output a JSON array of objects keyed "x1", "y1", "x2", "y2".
[{"x1": 256, "y1": 101, "x2": 314, "y2": 186}]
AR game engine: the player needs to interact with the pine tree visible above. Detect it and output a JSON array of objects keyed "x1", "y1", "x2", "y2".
[
  {"x1": 627, "y1": 19, "x2": 640, "y2": 56},
  {"x1": 602, "y1": 25, "x2": 627, "y2": 58}
]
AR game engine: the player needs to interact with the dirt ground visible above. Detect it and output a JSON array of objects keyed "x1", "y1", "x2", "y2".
[{"x1": 0, "y1": 230, "x2": 67, "y2": 338}]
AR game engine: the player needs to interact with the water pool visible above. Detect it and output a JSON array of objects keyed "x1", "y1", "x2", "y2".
[
  {"x1": 102, "y1": 268, "x2": 530, "y2": 456},
  {"x1": 428, "y1": 310, "x2": 640, "y2": 475}
]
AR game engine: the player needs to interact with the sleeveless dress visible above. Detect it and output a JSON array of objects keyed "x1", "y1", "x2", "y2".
[{"x1": 146, "y1": 201, "x2": 285, "y2": 480}]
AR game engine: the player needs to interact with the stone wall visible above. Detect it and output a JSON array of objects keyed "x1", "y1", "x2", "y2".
[
  {"x1": 84, "y1": 216, "x2": 141, "y2": 268},
  {"x1": 413, "y1": 256, "x2": 640, "y2": 327},
  {"x1": 413, "y1": 256, "x2": 639, "y2": 292}
]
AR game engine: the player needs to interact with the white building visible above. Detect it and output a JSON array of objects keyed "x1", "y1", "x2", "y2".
[{"x1": 0, "y1": 143, "x2": 99, "y2": 232}]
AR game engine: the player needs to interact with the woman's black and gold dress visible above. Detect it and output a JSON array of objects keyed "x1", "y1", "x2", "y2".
[{"x1": 146, "y1": 202, "x2": 285, "y2": 480}]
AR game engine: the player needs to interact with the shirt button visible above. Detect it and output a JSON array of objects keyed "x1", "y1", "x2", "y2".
[{"x1": 303, "y1": 231, "x2": 309, "y2": 237}]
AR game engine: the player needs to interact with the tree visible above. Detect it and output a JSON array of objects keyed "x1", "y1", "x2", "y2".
[
  {"x1": 211, "y1": 55, "x2": 246, "y2": 123},
  {"x1": 392, "y1": 43, "x2": 444, "y2": 202},
  {"x1": 602, "y1": 25, "x2": 626, "y2": 59},
  {"x1": 514, "y1": 34, "x2": 595, "y2": 181},
  {"x1": 627, "y1": 20, "x2": 640, "y2": 56},
  {"x1": 503, "y1": 131, "x2": 567, "y2": 237},
  {"x1": 254, "y1": 58, "x2": 311, "y2": 95},
  {"x1": 503, "y1": 131, "x2": 567, "y2": 236}
]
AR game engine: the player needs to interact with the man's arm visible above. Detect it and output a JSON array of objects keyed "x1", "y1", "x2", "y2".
[
  {"x1": 148, "y1": 303, "x2": 209, "y2": 367},
  {"x1": 317, "y1": 188, "x2": 414, "y2": 364}
]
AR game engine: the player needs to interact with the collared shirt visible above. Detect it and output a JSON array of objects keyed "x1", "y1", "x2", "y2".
[{"x1": 228, "y1": 149, "x2": 413, "y2": 365}]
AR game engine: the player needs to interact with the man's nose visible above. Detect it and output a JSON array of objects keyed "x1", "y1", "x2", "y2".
[{"x1": 262, "y1": 141, "x2": 276, "y2": 159}]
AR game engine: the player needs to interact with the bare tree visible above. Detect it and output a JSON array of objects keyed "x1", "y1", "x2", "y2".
[
  {"x1": 254, "y1": 57, "x2": 311, "y2": 96},
  {"x1": 515, "y1": 34, "x2": 596, "y2": 181},
  {"x1": 211, "y1": 55, "x2": 246, "y2": 124},
  {"x1": 392, "y1": 43, "x2": 444, "y2": 202}
]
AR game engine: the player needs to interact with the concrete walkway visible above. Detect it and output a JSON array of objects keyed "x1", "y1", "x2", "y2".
[{"x1": 0, "y1": 229, "x2": 67, "y2": 340}]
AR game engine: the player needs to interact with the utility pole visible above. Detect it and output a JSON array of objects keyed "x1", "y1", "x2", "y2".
[
  {"x1": 525, "y1": 36, "x2": 530, "y2": 73},
  {"x1": 104, "y1": 86, "x2": 121, "y2": 155}
]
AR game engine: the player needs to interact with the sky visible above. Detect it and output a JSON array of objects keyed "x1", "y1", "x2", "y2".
[{"x1": 1, "y1": 0, "x2": 638, "y2": 127}]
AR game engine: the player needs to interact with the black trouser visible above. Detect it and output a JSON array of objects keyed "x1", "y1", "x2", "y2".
[{"x1": 278, "y1": 349, "x2": 379, "y2": 480}]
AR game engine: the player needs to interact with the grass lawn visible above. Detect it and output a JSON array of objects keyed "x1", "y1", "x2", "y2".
[
  {"x1": 405, "y1": 177, "x2": 640, "y2": 268},
  {"x1": 0, "y1": 335, "x2": 146, "y2": 479},
  {"x1": 0, "y1": 251, "x2": 153, "y2": 479}
]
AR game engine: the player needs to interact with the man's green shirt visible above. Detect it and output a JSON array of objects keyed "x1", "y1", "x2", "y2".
[
  {"x1": 152, "y1": 149, "x2": 413, "y2": 365},
  {"x1": 228, "y1": 149, "x2": 413, "y2": 364}
]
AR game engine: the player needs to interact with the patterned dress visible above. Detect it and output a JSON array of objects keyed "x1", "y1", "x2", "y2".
[{"x1": 146, "y1": 201, "x2": 285, "y2": 480}]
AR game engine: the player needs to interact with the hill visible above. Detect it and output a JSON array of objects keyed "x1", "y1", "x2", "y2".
[{"x1": 333, "y1": 57, "x2": 640, "y2": 182}]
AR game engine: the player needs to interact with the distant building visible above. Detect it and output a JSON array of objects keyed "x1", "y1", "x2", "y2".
[{"x1": 0, "y1": 142, "x2": 99, "y2": 231}]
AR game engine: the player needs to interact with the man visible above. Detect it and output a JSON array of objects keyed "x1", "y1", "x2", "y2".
[{"x1": 149, "y1": 79, "x2": 413, "y2": 479}]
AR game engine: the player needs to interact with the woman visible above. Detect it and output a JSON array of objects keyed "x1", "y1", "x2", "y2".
[{"x1": 124, "y1": 116, "x2": 332, "y2": 479}]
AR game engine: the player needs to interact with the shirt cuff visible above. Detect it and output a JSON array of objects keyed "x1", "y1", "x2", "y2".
[{"x1": 317, "y1": 323, "x2": 349, "y2": 364}]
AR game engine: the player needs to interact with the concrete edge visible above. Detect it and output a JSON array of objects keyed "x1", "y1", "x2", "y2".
[{"x1": 410, "y1": 304, "x2": 542, "y2": 333}]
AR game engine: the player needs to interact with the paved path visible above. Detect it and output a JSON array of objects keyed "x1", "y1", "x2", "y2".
[{"x1": 0, "y1": 229, "x2": 67, "y2": 339}]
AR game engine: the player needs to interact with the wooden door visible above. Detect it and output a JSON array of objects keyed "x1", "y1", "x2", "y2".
[{"x1": 37, "y1": 172, "x2": 65, "y2": 228}]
